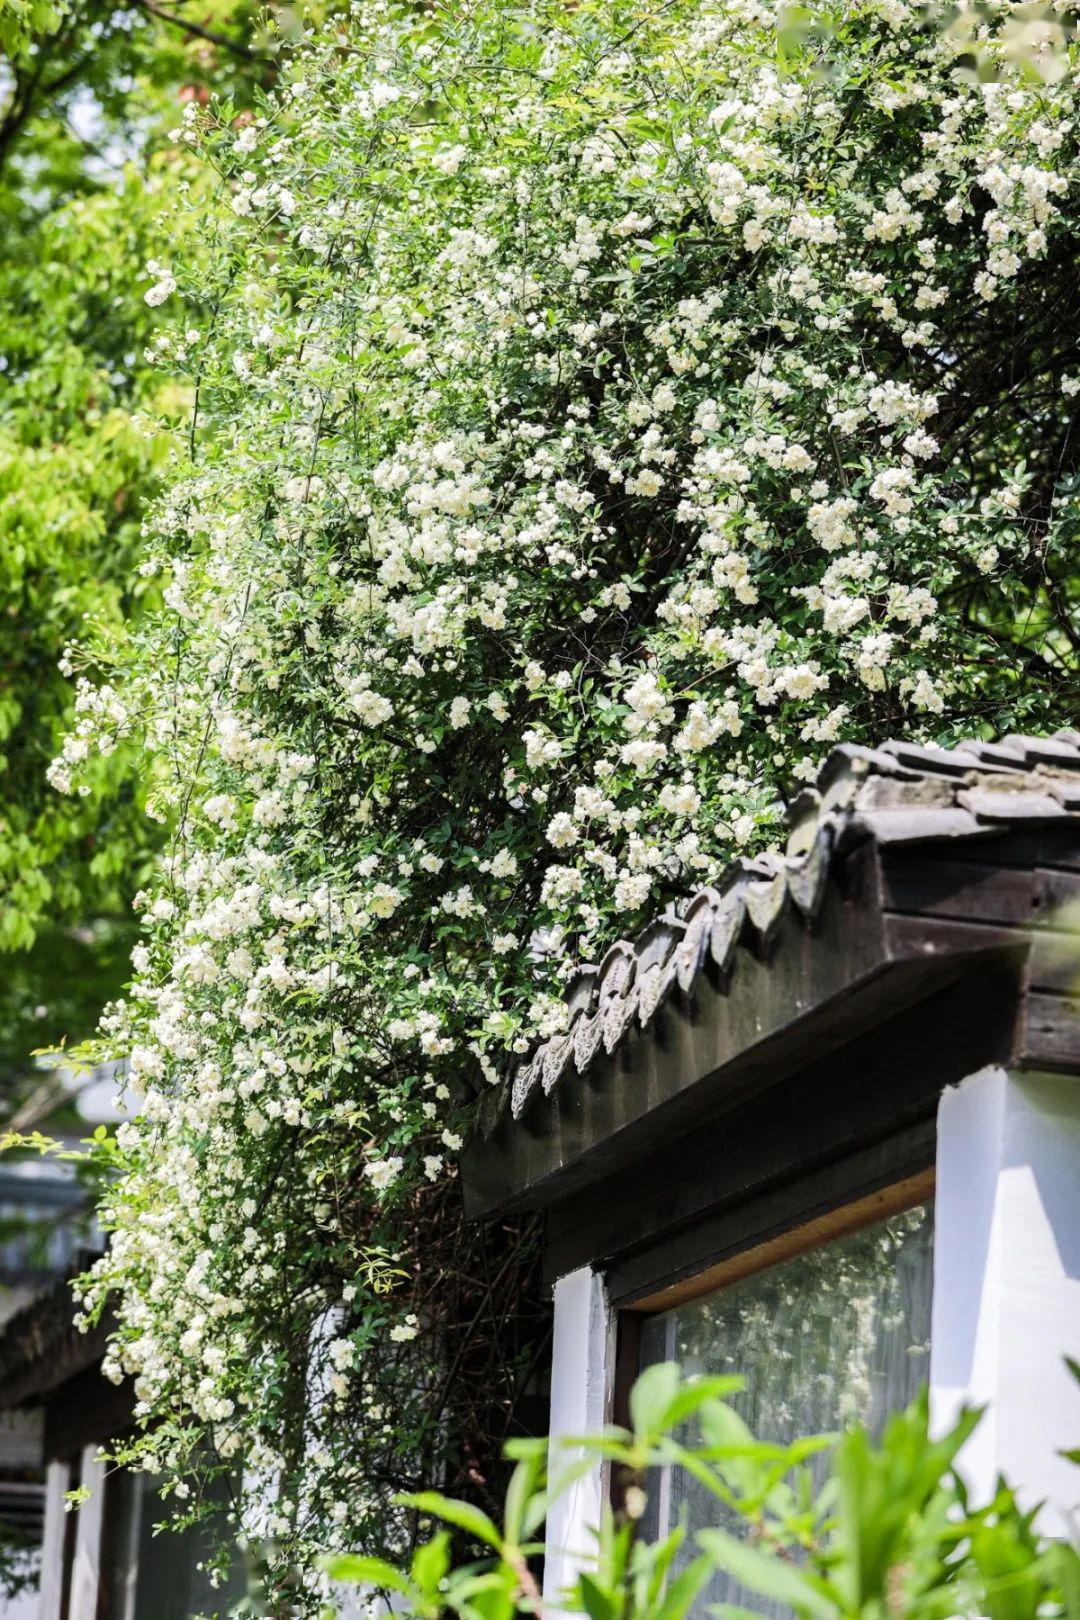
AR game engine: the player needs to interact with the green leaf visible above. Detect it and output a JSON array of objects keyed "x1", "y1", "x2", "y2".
[
  {"x1": 661, "y1": 1379, "x2": 746, "y2": 1433},
  {"x1": 577, "y1": 1570, "x2": 620, "y2": 1620},
  {"x1": 696, "y1": 1529, "x2": 837, "y2": 1619},
  {"x1": 397, "y1": 1492, "x2": 503, "y2": 1551},
  {"x1": 320, "y1": 1553, "x2": 412, "y2": 1592},
  {"x1": 523, "y1": 1458, "x2": 595, "y2": 1538},
  {"x1": 448, "y1": 1570, "x2": 518, "y2": 1620},
  {"x1": 412, "y1": 1532, "x2": 451, "y2": 1596},
  {"x1": 503, "y1": 1449, "x2": 543, "y2": 1546},
  {"x1": 653, "y1": 1555, "x2": 713, "y2": 1620},
  {"x1": 1050, "y1": 1542, "x2": 1080, "y2": 1620},
  {"x1": 971, "y1": 1523, "x2": 1043, "y2": 1620},
  {"x1": 629, "y1": 1362, "x2": 681, "y2": 1440}
]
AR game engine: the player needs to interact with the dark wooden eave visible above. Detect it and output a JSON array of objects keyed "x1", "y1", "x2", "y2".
[
  {"x1": 0, "y1": 1272, "x2": 113, "y2": 1410},
  {"x1": 0, "y1": 1271, "x2": 135, "y2": 1462},
  {"x1": 462, "y1": 735, "x2": 1080, "y2": 1234}
]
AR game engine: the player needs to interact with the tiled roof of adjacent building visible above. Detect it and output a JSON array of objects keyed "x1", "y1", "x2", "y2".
[{"x1": 494, "y1": 731, "x2": 1080, "y2": 1132}]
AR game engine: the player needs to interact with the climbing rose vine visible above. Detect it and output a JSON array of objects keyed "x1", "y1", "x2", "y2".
[{"x1": 52, "y1": 0, "x2": 1079, "y2": 1605}]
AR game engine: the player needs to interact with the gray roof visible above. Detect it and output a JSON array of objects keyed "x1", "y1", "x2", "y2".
[{"x1": 494, "y1": 730, "x2": 1080, "y2": 1132}]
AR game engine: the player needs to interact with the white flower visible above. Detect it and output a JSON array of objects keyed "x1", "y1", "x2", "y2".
[
  {"x1": 432, "y1": 143, "x2": 467, "y2": 175},
  {"x1": 614, "y1": 872, "x2": 652, "y2": 911},
  {"x1": 545, "y1": 813, "x2": 578, "y2": 849},
  {"x1": 347, "y1": 684, "x2": 394, "y2": 726},
  {"x1": 524, "y1": 729, "x2": 562, "y2": 768},
  {"x1": 449, "y1": 696, "x2": 471, "y2": 728},
  {"x1": 370, "y1": 883, "x2": 403, "y2": 919},
  {"x1": 620, "y1": 738, "x2": 667, "y2": 773},
  {"x1": 782, "y1": 443, "x2": 814, "y2": 473},
  {"x1": 623, "y1": 672, "x2": 668, "y2": 730},
  {"x1": 144, "y1": 272, "x2": 176, "y2": 307},
  {"x1": 731, "y1": 814, "x2": 755, "y2": 846},
  {"x1": 203, "y1": 794, "x2": 237, "y2": 829},
  {"x1": 658, "y1": 782, "x2": 701, "y2": 817},
  {"x1": 364, "y1": 1156, "x2": 403, "y2": 1193},
  {"x1": 868, "y1": 465, "x2": 916, "y2": 517},
  {"x1": 910, "y1": 668, "x2": 945, "y2": 713},
  {"x1": 441, "y1": 885, "x2": 479, "y2": 917},
  {"x1": 627, "y1": 468, "x2": 663, "y2": 497}
]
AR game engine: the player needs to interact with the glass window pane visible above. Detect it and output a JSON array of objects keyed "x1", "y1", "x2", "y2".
[{"x1": 637, "y1": 1201, "x2": 933, "y2": 1619}]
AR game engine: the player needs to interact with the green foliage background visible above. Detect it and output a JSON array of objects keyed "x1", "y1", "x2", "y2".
[{"x1": 0, "y1": 0, "x2": 285, "y2": 1092}]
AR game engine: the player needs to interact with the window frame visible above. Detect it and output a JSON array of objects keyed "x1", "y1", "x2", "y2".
[{"x1": 609, "y1": 1155, "x2": 936, "y2": 1435}]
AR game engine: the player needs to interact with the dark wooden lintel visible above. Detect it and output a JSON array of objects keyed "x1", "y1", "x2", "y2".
[
  {"x1": 882, "y1": 915, "x2": 1080, "y2": 994},
  {"x1": 466, "y1": 852, "x2": 891, "y2": 1218},
  {"x1": 617, "y1": 1164, "x2": 937, "y2": 1314}
]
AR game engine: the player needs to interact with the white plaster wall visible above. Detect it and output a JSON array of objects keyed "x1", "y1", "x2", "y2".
[
  {"x1": 543, "y1": 1267, "x2": 614, "y2": 1609},
  {"x1": 931, "y1": 1065, "x2": 1080, "y2": 1535}
]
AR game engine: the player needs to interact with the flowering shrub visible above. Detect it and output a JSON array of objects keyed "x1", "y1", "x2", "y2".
[{"x1": 50, "y1": 0, "x2": 1080, "y2": 1604}]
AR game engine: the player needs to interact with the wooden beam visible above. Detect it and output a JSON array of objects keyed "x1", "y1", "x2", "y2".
[
  {"x1": 883, "y1": 915, "x2": 1080, "y2": 994},
  {"x1": 1019, "y1": 991, "x2": 1080, "y2": 1073},
  {"x1": 602, "y1": 1123, "x2": 939, "y2": 1308},
  {"x1": 465, "y1": 851, "x2": 896, "y2": 1217},
  {"x1": 462, "y1": 826, "x2": 1080, "y2": 1224},
  {"x1": 879, "y1": 852, "x2": 1080, "y2": 928},
  {"x1": 623, "y1": 1167, "x2": 935, "y2": 1315}
]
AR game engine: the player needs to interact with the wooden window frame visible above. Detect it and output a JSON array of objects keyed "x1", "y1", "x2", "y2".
[
  {"x1": 610, "y1": 1157, "x2": 935, "y2": 1433},
  {"x1": 544, "y1": 1067, "x2": 1080, "y2": 1566}
]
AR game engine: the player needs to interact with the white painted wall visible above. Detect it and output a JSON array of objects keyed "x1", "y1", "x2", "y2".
[
  {"x1": 542, "y1": 1267, "x2": 613, "y2": 1610},
  {"x1": 931, "y1": 1065, "x2": 1080, "y2": 1535}
]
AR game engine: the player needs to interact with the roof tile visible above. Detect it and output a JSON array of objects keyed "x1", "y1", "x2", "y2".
[{"x1": 495, "y1": 730, "x2": 1080, "y2": 1130}]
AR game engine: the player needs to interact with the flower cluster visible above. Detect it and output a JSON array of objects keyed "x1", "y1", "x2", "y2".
[{"x1": 54, "y1": 0, "x2": 1078, "y2": 1604}]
